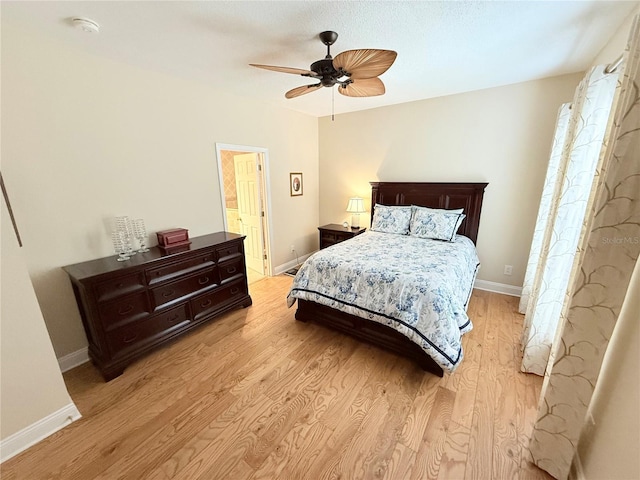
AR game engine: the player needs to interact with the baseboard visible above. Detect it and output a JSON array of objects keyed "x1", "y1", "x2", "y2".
[
  {"x1": 0, "y1": 403, "x2": 81, "y2": 463},
  {"x1": 474, "y1": 279, "x2": 522, "y2": 297},
  {"x1": 58, "y1": 347, "x2": 90, "y2": 372},
  {"x1": 274, "y1": 252, "x2": 314, "y2": 276}
]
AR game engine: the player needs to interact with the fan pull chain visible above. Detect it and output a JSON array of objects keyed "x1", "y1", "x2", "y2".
[{"x1": 332, "y1": 87, "x2": 335, "y2": 121}]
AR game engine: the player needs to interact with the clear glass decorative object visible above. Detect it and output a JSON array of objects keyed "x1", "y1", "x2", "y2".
[
  {"x1": 114, "y1": 215, "x2": 136, "y2": 256},
  {"x1": 133, "y1": 219, "x2": 150, "y2": 252},
  {"x1": 111, "y1": 230, "x2": 130, "y2": 262}
]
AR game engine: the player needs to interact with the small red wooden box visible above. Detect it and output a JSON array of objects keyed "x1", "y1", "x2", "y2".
[{"x1": 156, "y1": 228, "x2": 189, "y2": 247}]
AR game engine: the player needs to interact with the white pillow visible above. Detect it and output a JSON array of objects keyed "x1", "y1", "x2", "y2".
[
  {"x1": 410, "y1": 209, "x2": 466, "y2": 241},
  {"x1": 411, "y1": 205, "x2": 464, "y2": 214},
  {"x1": 370, "y1": 204, "x2": 412, "y2": 235}
]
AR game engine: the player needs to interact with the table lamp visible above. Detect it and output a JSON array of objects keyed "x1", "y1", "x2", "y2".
[{"x1": 346, "y1": 197, "x2": 366, "y2": 229}]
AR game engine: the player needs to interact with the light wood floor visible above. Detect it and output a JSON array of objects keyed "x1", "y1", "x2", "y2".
[{"x1": 2, "y1": 276, "x2": 553, "y2": 480}]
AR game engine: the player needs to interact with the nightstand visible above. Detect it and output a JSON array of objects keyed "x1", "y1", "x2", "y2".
[{"x1": 318, "y1": 224, "x2": 366, "y2": 249}]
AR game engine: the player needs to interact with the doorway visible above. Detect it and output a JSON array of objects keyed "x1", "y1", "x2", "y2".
[{"x1": 216, "y1": 144, "x2": 272, "y2": 284}]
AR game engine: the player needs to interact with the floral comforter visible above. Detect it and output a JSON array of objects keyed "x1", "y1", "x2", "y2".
[{"x1": 286, "y1": 231, "x2": 480, "y2": 372}]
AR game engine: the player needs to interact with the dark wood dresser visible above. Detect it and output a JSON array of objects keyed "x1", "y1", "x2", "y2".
[
  {"x1": 318, "y1": 224, "x2": 366, "y2": 249},
  {"x1": 63, "y1": 232, "x2": 252, "y2": 381}
]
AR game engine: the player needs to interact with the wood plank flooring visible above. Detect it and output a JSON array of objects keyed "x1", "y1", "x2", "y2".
[{"x1": 1, "y1": 276, "x2": 553, "y2": 480}]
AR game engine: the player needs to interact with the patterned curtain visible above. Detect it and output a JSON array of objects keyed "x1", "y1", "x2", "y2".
[
  {"x1": 529, "y1": 15, "x2": 640, "y2": 480},
  {"x1": 519, "y1": 66, "x2": 619, "y2": 375},
  {"x1": 519, "y1": 103, "x2": 572, "y2": 314}
]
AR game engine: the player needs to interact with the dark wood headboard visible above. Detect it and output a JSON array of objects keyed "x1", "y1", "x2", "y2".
[{"x1": 370, "y1": 182, "x2": 489, "y2": 244}]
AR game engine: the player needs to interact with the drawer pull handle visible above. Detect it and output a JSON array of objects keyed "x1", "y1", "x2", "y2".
[
  {"x1": 118, "y1": 305, "x2": 134, "y2": 315},
  {"x1": 226, "y1": 267, "x2": 237, "y2": 274},
  {"x1": 162, "y1": 290, "x2": 175, "y2": 298},
  {"x1": 230, "y1": 287, "x2": 240, "y2": 295},
  {"x1": 167, "y1": 314, "x2": 180, "y2": 323},
  {"x1": 198, "y1": 276, "x2": 210, "y2": 285},
  {"x1": 200, "y1": 299, "x2": 212, "y2": 308},
  {"x1": 123, "y1": 333, "x2": 138, "y2": 344},
  {"x1": 117, "y1": 282, "x2": 125, "y2": 288}
]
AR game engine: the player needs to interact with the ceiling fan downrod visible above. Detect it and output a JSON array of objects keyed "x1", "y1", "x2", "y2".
[
  {"x1": 319, "y1": 31, "x2": 338, "y2": 59},
  {"x1": 313, "y1": 31, "x2": 345, "y2": 87}
]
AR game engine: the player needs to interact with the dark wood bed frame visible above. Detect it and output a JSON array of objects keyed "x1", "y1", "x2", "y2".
[{"x1": 295, "y1": 181, "x2": 488, "y2": 377}]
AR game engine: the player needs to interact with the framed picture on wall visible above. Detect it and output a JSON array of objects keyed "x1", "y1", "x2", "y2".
[{"x1": 290, "y1": 172, "x2": 303, "y2": 196}]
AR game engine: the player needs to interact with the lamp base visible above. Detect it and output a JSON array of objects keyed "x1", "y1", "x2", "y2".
[{"x1": 351, "y1": 214, "x2": 360, "y2": 229}]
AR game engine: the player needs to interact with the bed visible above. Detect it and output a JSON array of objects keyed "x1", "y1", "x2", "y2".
[{"x1": 287, "y1": 182, "x2": 488, "y2": 377}]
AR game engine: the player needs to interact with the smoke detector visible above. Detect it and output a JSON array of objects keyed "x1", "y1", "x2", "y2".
[{"x1": 72, "y1": 17, "x2": 100, "y2": 34}]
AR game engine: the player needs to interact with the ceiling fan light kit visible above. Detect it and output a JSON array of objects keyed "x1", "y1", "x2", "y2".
[{"x1": 250, "y1": 31, "x2": 397, "y2": 100}]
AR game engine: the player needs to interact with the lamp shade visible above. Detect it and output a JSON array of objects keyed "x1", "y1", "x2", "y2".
[{"x1": 346, "y1": 197, "x2": 366, "y2": 213}]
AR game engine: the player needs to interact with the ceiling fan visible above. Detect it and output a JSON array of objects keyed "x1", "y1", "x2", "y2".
[{"x1": 250, "y1": 31, "x2": 397, "y2": 99}]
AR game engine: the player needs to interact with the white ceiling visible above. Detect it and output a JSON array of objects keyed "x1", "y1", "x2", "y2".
[{"x1": 2, "y1": 1, "x2": 637, "y2": 117}]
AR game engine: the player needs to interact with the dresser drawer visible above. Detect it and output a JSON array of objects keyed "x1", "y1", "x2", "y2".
[
  {"x1": 191, "y1": 280, "x2": 247, "y2": 320},
  {"x1": 95, "y1": 272, "x2": 146, "y2": 302},
  {"x1": 219, "y1": 257, "x2": 244, "y2": 284},
  {"x1": 98, "y1": 292, "x2": 151, "y2": 331},
  {"x1": 216, "y1": 243, "x2": 242, "y2": 263},
  {"x1": 146, "y1": 253, "x2": 214, "y2": 285},
  {"x1": 321, "y1": 232, "x2": 338, "y2": 244},
  {"x1": 150, "y1": 267, "x2": 217, "y2": 310},
  {"x1": 318, "y1": 225, "x2": 365, "y2": 250},
  {"x1": 107, "y1": 304, "x2": 190, "y2": 358}
]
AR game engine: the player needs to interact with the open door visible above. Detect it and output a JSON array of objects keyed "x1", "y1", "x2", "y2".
[
  {"x1": 216, "y1": 144, "x2": 272, "y2": 282},
  {"x1": 233, "y1": 153, "x2": 265, "y2": 275}
]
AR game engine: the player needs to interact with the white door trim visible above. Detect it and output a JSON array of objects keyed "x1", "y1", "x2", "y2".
[{"x1": 215, "y1": 143, "x2": 273, "y2": 277}]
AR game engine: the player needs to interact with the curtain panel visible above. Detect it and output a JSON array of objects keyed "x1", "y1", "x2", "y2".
[
  {"x1": 529, "y1": 15, "x2": 640, "y2": 480},
  {"x1": 519, "y1": 103, "x2": 572, "y2": 314},
  {"x1": 519, "y1": 66, "x2": 618, "y2": 375}
]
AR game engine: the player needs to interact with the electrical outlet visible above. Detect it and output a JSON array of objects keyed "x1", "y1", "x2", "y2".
[
  {"x1": 290, "y1": 245, "x2": 295, "y2": 253},
  {"x1": 504, "y1": 265, "x2": 513, "y2": 276}
]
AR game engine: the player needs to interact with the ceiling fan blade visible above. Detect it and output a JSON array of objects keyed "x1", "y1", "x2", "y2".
[
  {"x1": 333, "y1": 49, "x2": 397, "y2": 79},
  {"x1": 250, "y1": 64, "x2": 317, "y2": 77},
  {"x1": 338, "y1": 77, "x2": 385, "y2": 97},
  {"x1": 285, "y1": 83, "x2": 322, "y2": 99}
]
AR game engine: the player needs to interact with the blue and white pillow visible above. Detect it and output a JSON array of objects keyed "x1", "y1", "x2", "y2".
[
  {"x1": 410, "y1": 208, "x2": 466, "y2": 241},
  {"x1": 371, "y1": 204, "x2": 412, "y2": 235}
]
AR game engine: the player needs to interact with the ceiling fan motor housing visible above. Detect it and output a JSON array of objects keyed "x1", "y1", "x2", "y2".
[{"x1": 311, "y1": 58, "x2": 343, "y2": 86}]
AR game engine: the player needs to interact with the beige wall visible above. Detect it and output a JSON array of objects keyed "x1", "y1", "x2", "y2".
[
  {"x1": 1, "y1": 23, "x2": 319, "y2": 358},
  {"x1": 1, "y1": 199, "x2": 75, "y2": 440},
  {"x1": 318, "y1": 73, "x2": 582, "y2": 286}
]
